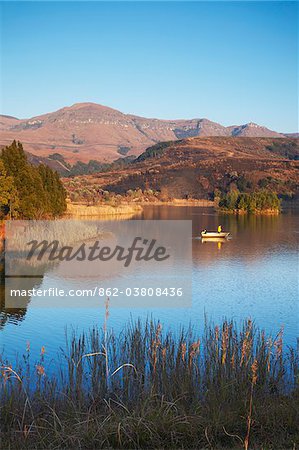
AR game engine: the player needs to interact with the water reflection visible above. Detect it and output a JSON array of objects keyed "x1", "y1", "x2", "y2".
[
  {"x1": 139, "y1": 205, "x2": 298, "y2": 262},
  {"x1": 0, "y1": 235, "x2": 46, "y2": 326},
  {"x1": 0, "y1": 206, "x2": 298, "y2": 358},
  {"x1": 0, "y1": 264, "x2": 45, "y2": 328}
]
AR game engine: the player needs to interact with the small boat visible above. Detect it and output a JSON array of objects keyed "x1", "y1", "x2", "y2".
[{"x1": 201, "y1": 231, "x2": 230, "y2": 239}]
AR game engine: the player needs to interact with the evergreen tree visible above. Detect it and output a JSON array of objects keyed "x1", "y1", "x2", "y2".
[
  {"x1": 1, "y1": 140, "x2": 27, "y2": 176},
  {"x1": 0, "y1": 159, "x2": 19, "y2": 217},
  {"x1": 38, "y1": 164, "x2": 67, "y2": 216},
  {"x1": 1, "y1": 141, "x2": 67, "y2": 219}
]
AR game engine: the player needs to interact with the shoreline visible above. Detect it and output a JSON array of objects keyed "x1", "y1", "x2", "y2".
[
  {"x1": 64, "y1": 199, "x2": 214, "y2": 217},
  {"x1": 137, "y1": 198, "x2": 214, "y2": 207},
  {"x1": 65, "y1": 199, "x2": 281, "y2": 216},
  {"x1": 218, "y1": 208, "x2": 280, "y2": 215}
]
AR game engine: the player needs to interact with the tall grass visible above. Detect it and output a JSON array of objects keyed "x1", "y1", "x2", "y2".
[
  {"x1": 65, "y1": 202, "x2": 142, "y2": 218},
  {"x1": 0, "y1": 318, "x2": 298, "y2": 449},
  {"x1": 6, "y1": 220, "x2": 105, "y2": 252}
]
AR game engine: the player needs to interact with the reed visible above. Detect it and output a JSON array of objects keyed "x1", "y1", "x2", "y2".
[
  {"x1": 65, "y1": 202, "x2": 142, "y2": 218},
  {"x1": 0, "y1": 318, "x2": 298, "y2": 449},
  {"x1": 6, "y1": 220, "x2": 105, "y2": 252}
]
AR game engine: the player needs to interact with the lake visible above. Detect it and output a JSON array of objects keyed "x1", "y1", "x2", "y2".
[{"x1": 0, "y1": 205, "x2": 298, "y2": 364}]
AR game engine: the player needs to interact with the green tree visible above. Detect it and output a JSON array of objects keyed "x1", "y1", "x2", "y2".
[
  {"x1": 219, "y1": 189, "x2": 280, "y2": 214},
  {"x1": 1, "y1": 141, "x2": 67, "y2": 219},
  {"x1": 0, "y1": 159, "x2": 19, "y2": 217},
  {"x1": 38, "y1": 165, "x2": 67, "y2": 216},
  {"x1": 237, "y1": 193, "x2": 249, "y2": 211},
  {"x1": 0, "y1": 160, "x2": 14, "y2": 206}
]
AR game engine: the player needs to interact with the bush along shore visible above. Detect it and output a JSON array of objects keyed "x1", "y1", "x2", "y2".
[
  {"x1": 0, "y1": 317, "x2": 298, "y2": 449},
  {"x1": 63, "y1": 177, "x2": 215, "y2": 208},
  {"x1": 217, "y1": 189, "x2": 281, "y2": 215}
]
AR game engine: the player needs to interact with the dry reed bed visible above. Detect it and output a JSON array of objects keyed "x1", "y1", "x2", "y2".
[
  {"x1": 0, "y1": 318, "x2": 298, "y2": 449},
  {"x1": 2, "y1": 221, "x2": 108, "y2": 275},
  {"x1": 5, "y1": 221, "x2": 105, "y2": 251},
  {"x1": 65, "y1": 202, "x2": 142, "y2": 217}
]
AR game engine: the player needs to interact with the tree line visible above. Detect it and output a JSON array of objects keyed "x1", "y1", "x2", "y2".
[
  {"x1": 218, "y1": 189, "x2": 281, "y2": 213},
  {"x1": 0, "y1": 141, "x2": 67, "y2": 219}
]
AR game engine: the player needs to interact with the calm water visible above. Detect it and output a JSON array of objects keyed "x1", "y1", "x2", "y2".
[{"x1": 0, "y1": 206, "x2": 298, "y2": 363}]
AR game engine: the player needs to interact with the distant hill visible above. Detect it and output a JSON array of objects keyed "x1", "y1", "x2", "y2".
[
  {"x1": 284, "y1": 133, "x2": 299, "y2": 138},
  {"x1": 77, "y1": 136, "x2": 299, "y2": 199},
  {"x1": 0, "y1": 102, "x2": 294, "y2": 164},
  {"x1": 26, "y1": 152, "x2": 71, "y2": 176},
  {"x1": 227, "y1": 122, "x2": 282, "y2": 138}
]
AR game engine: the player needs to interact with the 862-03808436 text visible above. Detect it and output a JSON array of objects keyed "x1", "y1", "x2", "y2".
[{"x1": 9, "y1": 287, "x2": 184, "y2": 298}]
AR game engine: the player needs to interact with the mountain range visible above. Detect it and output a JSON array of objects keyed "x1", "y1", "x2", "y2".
[
  {"x1": 0, "y1": 102, "x2": 294, "y2": 164},
  {"x1": 75, "y1": 136, "x2": 299, "y2": 198}
]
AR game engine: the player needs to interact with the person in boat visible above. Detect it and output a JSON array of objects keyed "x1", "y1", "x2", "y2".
[
  {"x1": 202, "y1": 229, "x2": 207, "y2": 234},
  {"x1": 218, "y1": 225, "x2": 222, "y2": 233}
]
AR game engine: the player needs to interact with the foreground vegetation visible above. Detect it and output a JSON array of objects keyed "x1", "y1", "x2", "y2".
[
  {"x1": 0, "y1": 318, "x2": 297, "y2": 449},
  {"x1": 0, "y1": 141, "x2": 67, "y2": 219},
  {"x1": 218, "y1": 189, "x2": 281, "y2": 214}
]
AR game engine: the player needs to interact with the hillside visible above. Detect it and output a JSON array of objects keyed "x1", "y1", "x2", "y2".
[
  {"x1": 64, "y1": 136, "x2": 299, "y2": 199},
  {"x1": 0, "y1": 102, "x2": 290, "y2": 164}
]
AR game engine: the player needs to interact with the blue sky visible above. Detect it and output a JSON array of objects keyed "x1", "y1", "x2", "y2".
[{"x1": 0, "y1": 1, "x2": 297, "y2": 132}]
